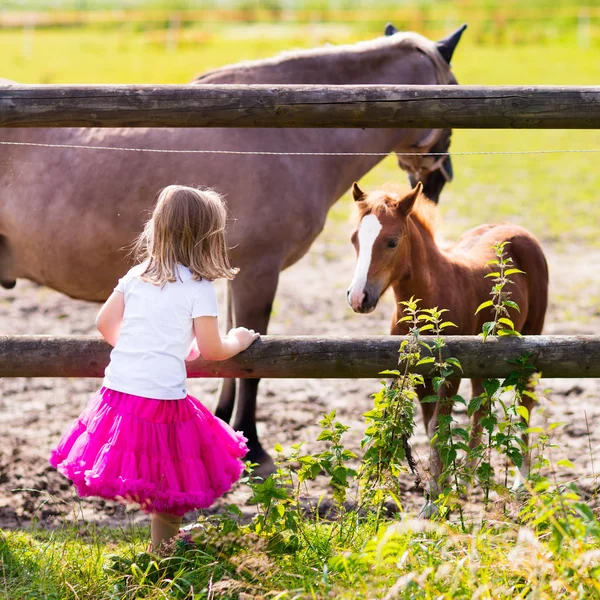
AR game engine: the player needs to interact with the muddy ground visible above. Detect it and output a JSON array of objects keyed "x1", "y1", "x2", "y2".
[{"x1": 1, "y1": 222, "x2": 600, "y2": 531}]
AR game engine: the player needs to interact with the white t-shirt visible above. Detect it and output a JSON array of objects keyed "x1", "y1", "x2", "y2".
[{"x1": 103, "y1": 263, "x2": 219, "y2": 400}]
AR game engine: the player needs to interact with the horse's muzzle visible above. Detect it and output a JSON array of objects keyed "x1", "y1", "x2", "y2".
[{"x1": 347, "y1": 286, "x2": 379, "y2": 314}]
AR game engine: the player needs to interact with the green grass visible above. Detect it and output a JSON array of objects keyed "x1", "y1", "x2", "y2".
[{"x1": 4, "y1": 497, "x2": 600, "y2": 599}]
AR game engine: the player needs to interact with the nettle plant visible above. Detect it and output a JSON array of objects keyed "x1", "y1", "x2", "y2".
[{"x1": 241, "y1": 242, "x2": 575, "y2": 544}]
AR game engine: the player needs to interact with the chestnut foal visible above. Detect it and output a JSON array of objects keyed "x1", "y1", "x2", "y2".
[{"x1": 347, "y1": 181, "x2": 548, "y2": 505}]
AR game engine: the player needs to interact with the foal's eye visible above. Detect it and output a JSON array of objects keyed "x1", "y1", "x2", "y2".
[{"x1": 386, "y1": 238, "x2": 399, "y2": 249}]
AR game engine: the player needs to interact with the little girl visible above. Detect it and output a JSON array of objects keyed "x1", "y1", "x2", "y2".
[{"x1": 50, "y1": 185, "x2": 259, "y2": 551}]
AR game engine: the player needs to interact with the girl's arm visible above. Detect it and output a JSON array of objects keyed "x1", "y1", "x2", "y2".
[
  {"x1": 96, "y1": 291, "x2": 125, "y2": 347},
  {"x1": 193, "y1": 316, "x2": 259, "y2": 361}
]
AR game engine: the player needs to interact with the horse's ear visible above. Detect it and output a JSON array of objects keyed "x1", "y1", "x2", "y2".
[
  {"x1": 397, "y1": 181, "x2": 423, "y2": 215},
  {"x1": 436, "y1": 24, "x2": 467, "y2": 64},
  {"x1": 352, "y1": 182, "x2": 366, "y2": 202},
  {"x1": 385, "y1": 23, "x2": 398, "y2": 36}
]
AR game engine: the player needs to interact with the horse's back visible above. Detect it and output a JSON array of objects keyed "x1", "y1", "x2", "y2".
[{"x1": 454, "y1": 222, "x2": 548, "y2": 333}]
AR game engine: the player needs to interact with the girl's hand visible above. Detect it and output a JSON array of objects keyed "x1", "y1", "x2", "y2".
[
  {"x1": 193, "y1": 317, "x2": 259, "y2": 361},
  {"x1": 227, "y1": 327, "x2": 260, "y2": 351},
  {"x1": 185, "y1": 339, "x2": 200, "y2": 362}
]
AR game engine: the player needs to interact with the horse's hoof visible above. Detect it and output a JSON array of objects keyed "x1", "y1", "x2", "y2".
[
  {"x1": 419, "y1": 501, "x2": 439, "y2": 519},
  {"x1": 245, "y1": 448, "x2": 276, "y2": 480}
]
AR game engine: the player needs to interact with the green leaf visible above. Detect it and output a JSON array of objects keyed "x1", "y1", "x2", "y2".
[
  {"x1": 485, "y1": 271, "x2": 501, "y2": 278},
  {"x1": 416, "y1": 356, "x2": 435, "y2": 366},
  {"x1": 548, "y1": 422, "x2": 566, "y2": 430},
  {"x1": 421, "y1": 395, "x2": 439, "y2": 404},
  {"x1": 475, "y1": 300, "x2": 494, "y2": 315},
  {"x1": 526, "y1": 426, "x2": 544, "y2": 434},
  {"x1": 505, "y1": 268, "x2": 526, "y2": 276},
  {"x1": 477, "y1": 462, "x2": 493, "y2": 480},
  {"x1": 452, "y1": 394, "x2": 467, "y2": 405},
  {"x1": 502, "y1": 300, "x2": 521, "y2": 312},
  {"x1": 507, "y1": 447, "x2": 523, "y2": 468},
  {"x1": 468, "y1": 395, "x2": 484, "y2": 417},
  {"x1": 432, "y1": 377, "x2": 445, "y2": 392},
  {"x1": 446, "y1": 357, "x2": 463, "y2": 372},
  {"x1": 516, "y1": 405, "x2": 530, "y2": 423},
  {"x1": 419, "y1": 324, "x2": 435, "y2": 333},
  {"x1": 498, "y1": 329, "x2": 521, "y2": 337},
  {"x1": 440, "y1": 321, "x2": 458, "y2": 329},
  {"x1": 483, "y1": 378, "x2": 501, "y2": 397},
  {"x1": 557, "y1": 459, "x2": 575, "y2": 469},
  {"x1": 498, "y1": 317, "x2": 515, "y2": 330},
  {"x1": 481, "y1": 321, "x2": 495, "y2": 340},
  {"x1": 453, "y1": 427, "x2": 469, "y2": 441},
  {"x1": 481, "y1": 414, "x2": 498, "y2": 432},
  {"x1": 379, "y1": 369, "x2": 401, "y2": 376}
]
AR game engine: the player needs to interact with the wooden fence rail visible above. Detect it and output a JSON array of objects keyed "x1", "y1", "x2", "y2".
[
  {"x1": 0, "y1": 335, "x2": 598, "y2": 379},
  {"x1": 1, "y1": 85, "x2": 599, "y2": 129}
]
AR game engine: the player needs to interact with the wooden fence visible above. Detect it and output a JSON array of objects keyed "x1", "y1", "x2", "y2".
[
  {"x1": 0, "y1": 335, "x2": 599, "y2": 379},
  {"x1": 1, "y1": 85, "x2": 599, "y2": 129},
  {"x1": 0, "y1": 83, "x2": 598, "y2": 381}
]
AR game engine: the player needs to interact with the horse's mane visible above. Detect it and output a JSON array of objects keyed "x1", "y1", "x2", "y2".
[
  {"x1": 410, "y1": 192, "x2": 438, "y2": 238},
  {"x1": 193, "y1": 31, "x2": 451, "y2": 84},
  {"x1": 364, "y1": 183, "x2": 438, "y2": 238}
]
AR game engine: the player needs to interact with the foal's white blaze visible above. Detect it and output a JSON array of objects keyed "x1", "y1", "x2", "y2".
[{"x1": 348, "y1": 214, "x2": 382, "y2": 310}]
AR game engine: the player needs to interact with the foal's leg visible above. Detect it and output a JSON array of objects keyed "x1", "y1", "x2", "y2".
[
  {"x1": 419, "y1": 378, "x2": 461, "y2": 503},
  {"x1": 512, "y1": 375, "x2": 538, "y2": 489},
  {"x1": 468, "y1": 379, "x2": 485, "y2": 470},
  {"x1": 228, "y1": 263, "x2": 281, "y2": 477}
]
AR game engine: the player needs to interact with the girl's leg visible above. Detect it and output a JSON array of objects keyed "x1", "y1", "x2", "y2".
[{"x1": 151, "y1": 512, "x2": 183, "y2": 551}]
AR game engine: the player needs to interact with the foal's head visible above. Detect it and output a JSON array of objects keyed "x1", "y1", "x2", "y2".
[{"x1": 347, "y1": 181, "x2": 431, "y2": 313}]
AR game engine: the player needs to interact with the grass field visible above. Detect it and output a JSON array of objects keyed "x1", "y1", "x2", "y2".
[{"x1": 1, "y1": 12, "x2": 600, "y2": 599}]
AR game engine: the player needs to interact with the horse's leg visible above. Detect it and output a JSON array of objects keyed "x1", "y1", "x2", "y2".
[
  {"x1": 512, "y1": 375, "x2": 538, "y2": 490},
  {"x1": 229, "y1": 264, "x2": 281, "y2": 477},
  {"x1": 215, "y1": 280, "x2": 236, "y2": 423},
  {"x1": 512, "y1": 303, "x2": 545, "y2": 489},
  {"x1": 419, "y1": 378, "x2": 460, "y2": 511},
  {"x1": 468, "y1": 378, "x2": 485, "y2": 473}
]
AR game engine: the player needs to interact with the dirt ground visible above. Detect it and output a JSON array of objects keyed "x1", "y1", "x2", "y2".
[{"x1": 1, "y1": 222, "x2": 600, "y2": 531}]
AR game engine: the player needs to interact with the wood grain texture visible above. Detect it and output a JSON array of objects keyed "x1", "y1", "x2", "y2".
[
  {"x1": 0, "y1": 335, "x2": 598, "y2": 378},
  {"x1": 0, "y1": 85, "x2": 599, "y2": 128}
]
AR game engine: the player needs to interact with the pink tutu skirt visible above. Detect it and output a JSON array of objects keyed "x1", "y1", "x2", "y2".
[{"x1": 49, "y1": 387, "x2": 248, "y2": 516}]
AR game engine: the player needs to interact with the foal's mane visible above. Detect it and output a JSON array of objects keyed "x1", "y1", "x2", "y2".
[
  {"x1": 363, "y1": 184, "x2": 438, "y2": 238},
  {"x1": 194, "y1": 31, "x2": 451, "y2": 84}
]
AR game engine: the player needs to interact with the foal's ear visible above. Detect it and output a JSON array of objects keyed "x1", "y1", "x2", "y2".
[
  {"x1": 352, "y1": 182, "x2": 366, "y2": 202},
  {"x1": 397, "y1": 181, "x2": 423, "y2": 215}
]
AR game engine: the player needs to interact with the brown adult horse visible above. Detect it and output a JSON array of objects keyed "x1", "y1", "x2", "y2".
[
  {"x1": 347, "y1": 181, "x2": 548, "y2": 501},
  {"x1": 0, "y1": 25, "x2": 466, "y2": 474}
]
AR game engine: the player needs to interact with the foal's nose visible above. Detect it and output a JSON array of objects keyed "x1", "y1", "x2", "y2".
[{"x1": 348, "y1": 286, "x2": 373, "y2": 313}]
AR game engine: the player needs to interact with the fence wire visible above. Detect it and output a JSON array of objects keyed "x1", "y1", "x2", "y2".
[{"x1": 1, "y1": 140, "x2": 599, "y2": 157}]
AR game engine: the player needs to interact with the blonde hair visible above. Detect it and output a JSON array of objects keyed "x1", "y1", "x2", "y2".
[{"x1": 133, "y1": 185, "x2": 238, "y2": 285}]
